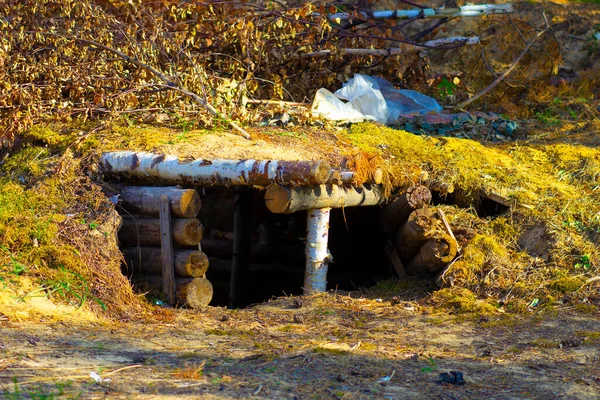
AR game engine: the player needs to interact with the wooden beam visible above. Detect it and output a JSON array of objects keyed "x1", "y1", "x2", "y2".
[
  {"x1": 101, "y1": 151, "x2": 331, "y2": 187},
  {"x1": 159, "y1": 195, "x2": 176, "y2": 305},
  {"x1": 119, "y1": 186, "x2": 201, "y2": 218},
  {"x1": 229, "y1": 187, "x2": 252, "y2": 308},
  {"x1": 123, "y1": 247, "x2": 209, "y2": 278},
  {"x1": 303, "y1": 208, "x2": 331, "y2": 294},
  {"x1": 265, "y1": 184, "x2": 383, "y2": 214},
  {"x1": 119, "y1": 216, "x2": 202, "y2": 246}
]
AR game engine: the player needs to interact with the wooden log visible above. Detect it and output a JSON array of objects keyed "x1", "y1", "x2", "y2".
[
  {"x1": 394, "y1": 207, "x2": 438, "y2": 261},
  {"x1": 100, "y1": 151, "x2": 331, "y2": 187},
  {"x1": 123, "y1": 247, "x2": 209, "y2": 278},
  {"x1": 304, "y1": 208, "x2": 331, "y2": 294},
  {"x1": 326, "y1": 4, "x2": 513, "y2": 21},
  {"x1": 119, "y1": 216, "x2": 202, "y2": 246},
  {"x1": 299, "y1": 37, "x2": 480, "y2": 58},
  {"x1": 133, "y1": 276, "x2": 213, "y2": 308},
  {"x1": 326, "y1": 169, "x2": 383, "y2": 185},
  {"x1": 265, "y1": 184, "x2": 383, "y2": 214},
  {"x1": 119, "y1": 186, "x2": 201, "y2": 218},
  {"x1": 405, "y1": 234, "x2": 459, "y2": 275},
  {"x1": 159, "y1": 195, "x2": 176, "y2": 305},
  {"x1": 428, "y1": 181, "x2": 454, "y2": 196},
  {"x1": 383, "y1": 185, "x2": 432, "y2": 234}
]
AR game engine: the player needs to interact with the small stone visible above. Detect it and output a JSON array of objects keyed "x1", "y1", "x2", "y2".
[{"x1": 438, "y1": 371, "x2": 465, "y2": 385}]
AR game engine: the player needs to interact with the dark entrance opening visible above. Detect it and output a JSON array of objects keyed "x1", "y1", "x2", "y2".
[{"x1": 199, "y1": 187, "x2": 392, "y2": 308}]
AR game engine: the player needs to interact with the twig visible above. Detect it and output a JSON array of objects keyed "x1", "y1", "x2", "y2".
[
  {"x1": 73, "y1": 37, "x2": 251, "y2": 140},
  {"x1": 456, "y1": 18, "x2": 550, "y2": 110},
  {"x1": 103, "y1": 364, "x2": 143, "y2": 377},
  {"x1": 244, "y1": 99, "x2": 308, "y2": 107}
]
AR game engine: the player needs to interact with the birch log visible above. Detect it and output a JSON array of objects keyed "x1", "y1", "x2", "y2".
[
  {"x1": 394, "y1": 208, "x2": 437, "y2": 260},
  {"x1": 304, "y1": 208, "x2": 331, "y2": 294},
  {"x1": 327, "y1": 170, "x2": 383, "y2": 185},
  {"x1": 133, "y1": 276, "x2": 213, "y2": 308},
  {"x1": 119, "y1": 186, "x2": 201, "y2": 218},
  {"x1": 299, "y1": 37, "x2": 480, "y2": 58},
  {"x1": 383, "y1": 185, "x2": 432, "y2": 233},
  {"x1": 101, "y1": 151, "x2": 331, "y2": 187},
  {"x1": 405, "y1": 234, "x2": 459, "y2": 275},
  {"x1": 327, "y1": 4, "x2": 513, "y2": 21},
  {"x1": 265, "y1": 184, "x2": 383, "y2": 214},
  {"x1": 123, "y1": 247, "x2": 209, "y2": 277},
  {"x1": 119, "y1": 217, "x2": 202, "y2": 246}
]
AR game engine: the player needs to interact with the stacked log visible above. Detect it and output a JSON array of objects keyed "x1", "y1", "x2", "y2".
[
  {"x1": 117, "y1": 186, "x2": 213, "y2": 308},
  {"x1": 383, "y1": 185, "x2": 459, "y2": 276}
]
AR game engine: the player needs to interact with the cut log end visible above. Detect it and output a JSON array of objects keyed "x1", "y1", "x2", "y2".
[
  {"x1": 264, "y1": 185, "x2": 291, "y2": 214},
  {"x1": 178, "y1": 277, "x2": 213, "y2": 308},
  {"x1": 395, "y1": 207, "x2": 437, "y2": 260},
  {"x1": 185, "y1": 252, "x2": 210, "y2": 277},
  {"x1": 179, "y1": 190, "x2": 202, "y2": 218},
  {"x1": 407, "y1": 185, "x2": 433, "y2": 208},
  {"x1": 180, "y1": 219, "x2": 203, "y2": 245},
  {"x1": 405, "y1": 234, "x2": 459, "y2": 275},
  {"x1": 383, "y1": 185, "x2": 432, "y2": 233},
  {"x1": 312, "y1": 161, "x2": 332, "y2": 185}
]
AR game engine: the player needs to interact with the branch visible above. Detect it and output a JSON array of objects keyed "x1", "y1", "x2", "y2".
[
  {"x1": 326, "y1": 4, "x2": 513, "y2": 22},
  {"x1": 296, "y1": 37, "x2": 479, "y2": 58},
  {"x1": 73, "y1": 37, "x2": 251, "y2": 140},
  {"x1": 456, "y1": 24, "x2": 549, "y2": 110}
]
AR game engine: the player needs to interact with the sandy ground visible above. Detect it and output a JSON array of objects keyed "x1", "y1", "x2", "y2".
[{"x1": 1, "y1": 294, "x2": 599, "y2": 399}]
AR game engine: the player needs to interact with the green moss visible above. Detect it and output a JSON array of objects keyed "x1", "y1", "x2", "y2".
[
  {"x1": 1, "y1": 145, "x2": 51, "y2": 178},
  {"x1": 313, "y1": 346, "x2": 348, "y2": 355},
  {"x1": 359, "y1": 342, "x2": 377, "y2": 351},
  {"x1": 574, "y1": 303, "x2": 598, "y2": 314},
  {"x1": 550, "y1": 276, "x2": 586, "y2": 293},
  {"x1": 532, "y1": 337, "x2": 558, "y2": 349},
  {"x1": 575, "y1": 331, "x2": 600, "y2": 343},
  {"x1": 431, "y1": 288, "x2": 499, "y2": 315},
  {"x1": 204, "y1": 328, "x2": 230, "y2": 336},
  {"x1": 24, "y1": 125, "x2": 77, "y2": 149}
]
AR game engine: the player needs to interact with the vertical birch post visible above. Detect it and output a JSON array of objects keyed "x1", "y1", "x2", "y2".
[
  {"x1": 159, "y1": 195, "x2": 176, "y2": 305},
  {"x1": 304, "y1": 208, "x2": 331, "y2": 294},
  {"x1": 230, "y1": 187, "x2": 252, "y2": 308}
]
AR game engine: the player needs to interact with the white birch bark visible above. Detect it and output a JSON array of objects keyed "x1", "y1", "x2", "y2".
[
  {"x1": 299, "y1": 37, "x2": 480, "y2": 58},
  {"x1": 100, "y1": 151, "x2": 330, "y2": 187},
  {"x1": 327, "y1": 4, "x2": 513, "y2": 21},
  {"x1": 304, "y1": 208, "x2": 331, "y2": 294}
]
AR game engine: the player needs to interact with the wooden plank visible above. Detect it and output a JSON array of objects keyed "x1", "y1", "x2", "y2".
[
  {"x1": 159, "y1": 195, "x2": 176, "y2": 305},
  {"x1": 229, "y1": 187, "x2": 252, "y2": 308}
]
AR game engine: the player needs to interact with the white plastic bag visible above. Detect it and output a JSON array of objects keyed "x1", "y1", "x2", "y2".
[{"x1": 311, "y1": 74, "x2": 443, "y2": 125}]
